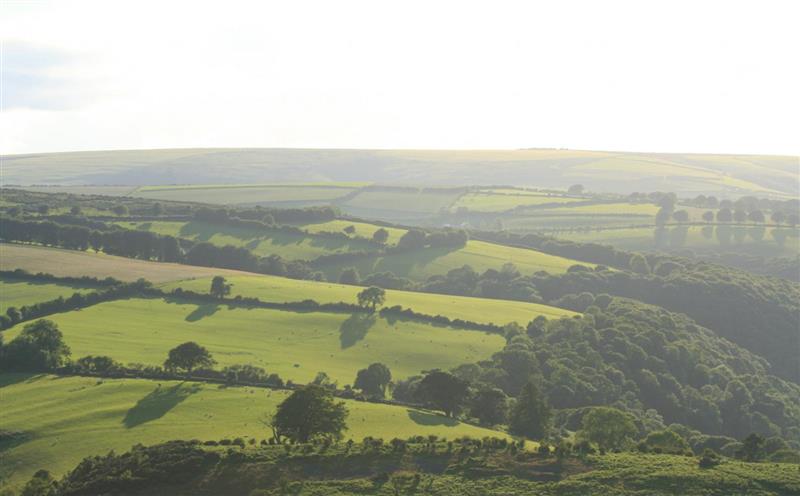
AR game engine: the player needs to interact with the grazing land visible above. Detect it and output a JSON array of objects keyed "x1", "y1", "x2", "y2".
[
  {"x1": 2, "y1": 298, "x2": 506, "y2": 384},
  {"x1": 0, "y1": 277, "x2": 95, "y2": 313},
  {"x1": 0, "y1": 373, "x2": 511, "y2": 488},
  {"x1": 115, "y1": 220, "x2": 380, "y2": 260},
  {"x1": 317, "y1": 240, "x2": 590, "y2": 282},
  {"x1": 160, "y1": 275, "x2": 576, "y2": 325},
  {"x1": 0, "y1": 243, "x2": 257, "y2": 283}
]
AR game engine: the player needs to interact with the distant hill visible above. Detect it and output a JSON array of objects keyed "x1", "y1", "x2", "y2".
[{"x1": 3, "y1": 148, "x2": 798, "y2": 197}]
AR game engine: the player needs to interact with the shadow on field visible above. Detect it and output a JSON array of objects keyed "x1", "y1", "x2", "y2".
[
  {"x1": 339, "y1": 313, "x2": 376, "y2": 349},
  {"x1": 184, "y1": 303, "x2": 220, "y2": 322},
  {"x1": 123, "y1": 383, "x2": 201, "y2": 428},
  {"x1": 407, "y1": 409, "x2": 459, "y2": 427}
]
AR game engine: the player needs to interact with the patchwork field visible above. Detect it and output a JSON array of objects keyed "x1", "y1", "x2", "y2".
[
  {"x1": 338, "y1": 189, "x2": 464, "y2": 220},
  {"x1": 0, "y1": 277, "x2": 95, "y2": 313},
  {"x1": 0, "y1": 373, "x2": 512, "y2": 488},
  {"x1": 0, "y1": 244, "x2": 257, "y2": 283},
  {"x1": 134, "y1": 183, "x2": 361, "y2": 206},
  {"x1": 451, "y1": 191, "x2": 581, "y2": 212},
  {"x1": 317, "y1": 240, "x2": 590, "y2": 282},
  {"x1": 116, "y1": 220, "x2": 379, "y2": 260},
  {"x1": 160, "y1": 275, "x2": 576, "y2": 325},
  {"x1": 6, "y1": 148, "x2": 796, "y2": 197},
  {"x1": 2, "y1": 298, "x2": 506, "y2": 385},
  {"x1": 560, "y1": 225, "x2": 800, "y2": 257},
  {"x1": 292, "y1": 219, "x2": 407, "y2": 245}
]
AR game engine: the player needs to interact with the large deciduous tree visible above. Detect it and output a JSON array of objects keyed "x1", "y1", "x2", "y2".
[
  {"x1": 415, "y1": 370, "x2": 469, "y2": 418},
  {"x1": 209, "y1": 276, "x2": 232, "y2": 299},
  {"x1": 578, "y1": 407, "x2": 638, "y2": 450},
  {"x1": 354, "y1": 362, "x2": 392, "y2": 398},
  {"x1": 271, "y1": 384, "x2": 348, "y2": 443},
  {"x1": 509, "y1": 380, "x2": 551, "y2": 439},
  {"x1": 164, "y1": 342, "x2": 215, "y2": 374},
  {"x1": 0, "y1": 319, "x2": 71, "y2": 371},
  {"x1": 357, "y1": 286, "x2": 386, "y2": 312}
]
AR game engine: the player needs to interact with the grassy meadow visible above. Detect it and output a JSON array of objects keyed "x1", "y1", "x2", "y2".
[
  {"x1": 292, "y1": 219, "x2": 407, "y2": 244},
  {"x1": 0, "y1": 277, "x2": 95, "y2": 314},
  {"x1": 0, "y1": 373, "x2": 512, "y2": 489},
  {"x1": 0, "y1": 244, "x2": 256, "y2": 283},
  {"x1": 115, "y1": 220, "x2": 380, "y2": 260},
  {"x1": 317, "y1": 240, "x2": 590, "y2": 282},
  {"x1": 160, "y1": 275, "x2": 576, "y2": 325},
  {"x1": 2, "y1": 298, "x2": 506, "y2": 385},
  {"x1": 134, "y1": 183, "x2": 360, "y2": 206},
  {"x1": 451, "y1": 191, "x2": 581, "y2": 212}
]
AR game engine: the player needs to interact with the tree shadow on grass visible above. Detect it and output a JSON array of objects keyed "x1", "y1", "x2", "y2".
[
  {"x1": 339, "y1": 313, "x2": 376, "y2": 349},
  {"x1": 123, "y1": 383, "x2": 201, "y2": 428},
  {"x1": 407, "y1": 409, "x2": 459, "y2": 427},
  {"x1": 184, "y1": 303, "x2": 221, "y2": 322}
]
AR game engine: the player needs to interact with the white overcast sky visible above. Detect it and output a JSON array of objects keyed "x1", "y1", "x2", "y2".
[{"x1": 1, "y1": 0, "x2": 798, "y2": 155}]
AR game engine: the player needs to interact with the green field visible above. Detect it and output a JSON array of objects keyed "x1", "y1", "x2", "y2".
[
  {"x1": 2, "y1": 298, "x2": 506, "y2": 385},
  {"x1": 293, "y1": 219, "x2": 407, "y2": 244},
  {"x1": 0, "y1": 277, "x2": 95, "y2": 314},
  {"x1": 0, "y1": 373, "x2": 512, "y2": 489},
  {"x1": 452, "y1": 192, "x2": 581, "y2": 212},
  {"x1": 160, "y1": 275, "x2": 575, "y2": 325},
  {"x1": 560, "y1": 225, "x2": 800, "y2": 257},
  {"x1": 339, "y1": 190, "x2": 464, "y2": 220},
  {"x1": 318, "y1": 240, "x2": 590, "y2": 282},
  {"x1": 116, "y1": 220, "x2": 379, "y2": 260},
  {"x1": 0, "y1": 244, "x2": 256, "y2": 283}
]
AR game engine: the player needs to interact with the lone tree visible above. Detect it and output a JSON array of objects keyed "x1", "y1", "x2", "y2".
[
  {"x1": 509, "y1": 380, "x2": 551, "y2": 439},
  {"x1": 210, "y1": 276, "x2": 232, "y2": 299},
  {"x1": 578, "y1": 407, "x2": 637, "y2": 450},
  {"x1": 343, "y1": 225, "x2": 356, "y2": 235},
  {"x1": 357, "y1": 286, "x2": 386, "y2": 312},
  {"x1": 415, "y1": 370, "x2": 469, "y2": 418},
  {"x1": 270, "y1": 384, "x2": 348, "y2": 443},
  {"x1": 372, "y1": 228, "x2": 389, "y2": 244},
  {"x1": 164, "y1": 342, "x2": 215, "y2": 374},
  {"x1": 702, "y1": 210, "x2": 715, "y2": 223},
  {"x1": 354, "y1": 363, "x2": 392, "y2": 398},
  {"x1": 672, "y1": 210, "x2": 689, "y2": 223}
]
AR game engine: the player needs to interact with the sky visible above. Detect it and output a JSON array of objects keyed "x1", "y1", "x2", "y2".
[{"x1": 1, "y1": 0, "x2": 799, "y2": 155}]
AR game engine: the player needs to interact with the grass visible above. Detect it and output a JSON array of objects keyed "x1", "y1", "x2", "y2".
[
  {"x1": 0, "y1": 373, "x2": 513, "y2": 489},
  {"x1": 2, "y1": 297, "x2": 506, "y2": 385},
  {"x1": 340, "y1": 190, "x2": 463, "y2": 219},
  {"x1": 292, "y1": 219, "x2": 407, "y2": 245},
  {"x1": 0, "y1": 244, "x2": 257, "y2": 283},
  {"x1": 159, "y1": 275, "x2": 576, "y2": 325},
  {"x1": 451, "y1": 192, "x2": 580, "y2": 212},
  {"x1": 318, "y1": 240, "x2": 591, "y2": 282},
  {"x1": 0, "y1": 277, "x2": 95, "y2": 314},
  {"x1": 115, "y1": 220, "x2": 380, "y2": 260},
  {"x1": 560, "y1": 225, "x2": 800, "y2": 257},
  {"x1": 530, "y1": 202, "x2": 661, "y2": 216}
]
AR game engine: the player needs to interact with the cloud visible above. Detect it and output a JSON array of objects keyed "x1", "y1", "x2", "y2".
[{"x1": 2, "y1": 41, "x2": 89, "y2": 110}]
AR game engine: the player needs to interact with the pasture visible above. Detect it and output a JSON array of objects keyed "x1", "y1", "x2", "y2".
[
  {"x1": 292, "y1": 219, "x2": 407, "y2": 245},
  {"x1": 451, "y1": 191, "x2": 581, "y2": 212},
  {"x1": 160, "y1": 275, "x2": 576, "y2": 325},
  {"x1": 0, "y1": 276, "x2": 95, "y2": 313},
  {"x1": 115, "y1": 220, "x2": 380, "y2": 260},
  {"x1": 317, "y1": 240, "x2": 590, "y2": 282},
  {"x1": 0, "y1": 244, "x2": 257, "y2": 283},
  {"x1": 0, "y1": 373, "x2": 512, "y2": 488},
  {"x1": 2, "y1": 298, "x2": 506, "y2": 385}
]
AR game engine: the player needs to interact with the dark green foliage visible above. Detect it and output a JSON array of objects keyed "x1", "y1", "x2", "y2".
[
  {"x1": 469, "y1": 388, "x2": 508, "y2": 426},
  {"x1": 509, "y1": 381, "x2": 551, "y2": 440},
  {"x1": 1, "y1": 320, "x2": 71, "y2": 371},
  {"x1": 338, "y1": 267, "x2": 361, "y2": 285},
  {"x1": 163, "y1": 342, "x2": 215, "y2": 374},
  {"x1": 735, "y1": 433, "x2": 765, "y2": 462},
  {"x1": 353, "y1": 363, "x2": 392, "y2": 398},
  {"x1": 372, "y1": 228, "x2": 389, "y2": 244},
  {"x1": 416, "y1": 370, "x2": 469, "y2": 418},
  {"x1": 698, "y1": 448, "x2": 722, "y2": 468},
  {"x1": 578, "y1": 407, "x2": 638, "y2": 450},
  {"x1": 356, "y1": 286, "x2": 386, "y2": 311},
  {"x1": 209, "y1": 275, "x2": 232, "y2": 299},
  {"x1": 638, "y1": 430, "x2": 691, "y2": 454},
  {"x1": 271, "y1": 384, "x2": 348, "y2": 443}
]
